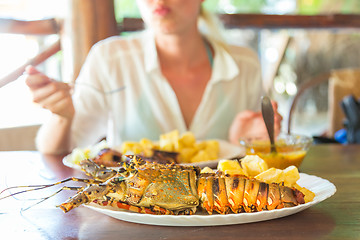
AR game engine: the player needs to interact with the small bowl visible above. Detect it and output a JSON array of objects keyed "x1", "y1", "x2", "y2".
[{"x1": 239, "y1": 133, "x2": 313, "y2": 169}]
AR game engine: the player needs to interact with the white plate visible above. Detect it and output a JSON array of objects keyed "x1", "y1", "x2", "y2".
[
  {"x1": 63, "y1": 139, "x2": 244, "y2": 170},
  {"x1": 84, "y1": 173, "x2": 336, "y2": 226},
  {"x1": 63, "y1": 154, "x2": 83, "y2": 170}
]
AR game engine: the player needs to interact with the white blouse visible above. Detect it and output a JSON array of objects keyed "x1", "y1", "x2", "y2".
[{"x1": 71, "y1": 30, "x2": 263, "y2": 148}]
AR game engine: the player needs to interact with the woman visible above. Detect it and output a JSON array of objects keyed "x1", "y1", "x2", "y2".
[{"x1": 25, "y1": 0, "x2": 282, "y2": 154}]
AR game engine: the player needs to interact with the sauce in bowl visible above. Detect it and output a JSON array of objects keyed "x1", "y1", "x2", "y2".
[{"x1": 240, "y1": 134, "x2": 313, "y2": 170}]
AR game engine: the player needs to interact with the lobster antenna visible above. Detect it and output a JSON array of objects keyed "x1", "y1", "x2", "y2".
[
  {"x1": 0, "y1": 185, "x2": 55, "y2": 201},
  {"x1": 20, "y1": 186, "x2": 82, "y2": 212},
  {"x1": 0, "y1": 177, "x2": 102, "y2": 201}
]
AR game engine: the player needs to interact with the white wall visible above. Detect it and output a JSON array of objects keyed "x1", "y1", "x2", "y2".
[{"x1": 0, "y1": 125, "x2": 40, "y2": 151}]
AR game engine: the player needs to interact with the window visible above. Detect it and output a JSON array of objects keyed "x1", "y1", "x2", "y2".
[{"x1": 0, "y1": 0, "x2": 65, "y2": 128}]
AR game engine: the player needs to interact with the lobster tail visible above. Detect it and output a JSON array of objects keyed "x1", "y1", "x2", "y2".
[
  {"x1": 243, "y1": 179, "x2": 260, "y2": 212},
  {"x1": 225, "y1": 175, "x2": 246, "y2": 213},
  {"x1": 256, "y1": 182, "x2": 268, "y2": 211},
  {"x1": 197, "y1": 173, "x2": 231, "y2": 214},
  {"x1": 212, "y1": 176, "x2": 230, "y2": 214},
  {"x1": 197, "y1": 173, "x2": 215, "y2": 214},
  {"x1": 267, "y1": 183, "x2": 282, "y2": 210},
  {"x1": 197, "y1": 173, "x2": 305, "y2": 214}
]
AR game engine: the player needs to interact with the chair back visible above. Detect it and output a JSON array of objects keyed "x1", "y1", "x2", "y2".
[
  {"x1": 287, "y1": 68, "x2": 360, "y2": 137},
  {"x1": 328, "y1": 68, "x2": 360, "y2": 136}
]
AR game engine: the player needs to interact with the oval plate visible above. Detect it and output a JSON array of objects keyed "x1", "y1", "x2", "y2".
[{"x1": 84, "y1": 173, "x2": 336, "y2": 226}]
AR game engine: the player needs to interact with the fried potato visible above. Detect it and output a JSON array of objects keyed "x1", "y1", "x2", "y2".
[
  {"x1": 201, "y1": 167, "x2": 215, "y2": 174},
  {"x1": 254, "y1": 165, "x2": 299, "y2": 187},
  {"x1": 254, "y1": 167, "x2": 284, "y2": 184},
  {"x1": 240, "y1": 155, "x2": 269, "y2": 177},
  {"x1": 204, "y1": 140, "x2": 220, "y2": 159},
  {"x1": 205, "y1": 140, "x2": 220, "y2": 152},
  {"x1": 119, "y1": 130, "x2": 220, "y2": 163},
  {"x1": 179, "y1": 131, "x2": 196, "y2": 147},
  {"x1": 217, "y1": 159, "x2": 247, "y2": 176},
  {"x1": 139, "y1": 138, "x2": 154, "y2": 149},
  {"x1": 160, "y1": 129, "x2": 180, "y2": 152},
  {"x1": 294, "y1": 183, "x2": 315, "y2": 203},
  {"x1": 283, "y1": 165, "x2": 300, "y2": 187},
  {"x1": 195, "y1": 141, "x2": 207, "y2": 151},
  {"x1": 179, "y1": 147, "x2": 197, "y2": 163},
  {"x1": 120, "y1": 141, "x2": 137, "y2": 153},
  {"x1": 191, "y1": 150, "x2": 210, "y2": 163}
]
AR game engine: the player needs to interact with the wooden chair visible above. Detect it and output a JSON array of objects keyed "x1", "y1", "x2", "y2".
[
  {"x1": 287, "y1": 68, "x2": 360, "y2": 137},
  {"x1": 0, "y1": 18, "x2": 62, "y2": 88},
  {"x1": 328, "y1": 69, "x2": 360, "y2": 135}
]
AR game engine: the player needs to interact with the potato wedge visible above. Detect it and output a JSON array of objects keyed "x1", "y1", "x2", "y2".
[
  {"x1": 294, "y1": 183, "x2": 315, "y2": 203},
  {"x1": 241, "y1": 155, "x2": 269, "y2": 177},
  {"x1": 217, "y1": 159, "x2": 247, "y2": 176},
  {"x1": 254, "y1": 167, "x2": 284, "y2": 184},
  {"x1": 283, "y1": 165, "x2": 300, "y2": 187}
]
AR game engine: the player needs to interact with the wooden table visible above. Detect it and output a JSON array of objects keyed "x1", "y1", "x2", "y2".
[{"x1": 0, "y1": 145, "x2": 359, "y2": 239}]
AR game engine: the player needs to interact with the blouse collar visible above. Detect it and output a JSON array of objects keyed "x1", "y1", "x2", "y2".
[{"x1": 142, "y1": 30, "x2": 240, "y2": 82}]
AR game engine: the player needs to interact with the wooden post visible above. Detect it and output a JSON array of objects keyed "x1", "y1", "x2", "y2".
[{"x1": 62, "y1": 0, "x2": 118, "y2": 83}]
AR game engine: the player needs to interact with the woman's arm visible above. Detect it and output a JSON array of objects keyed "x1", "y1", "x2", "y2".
[
  {"x1": 36, "y1": 114, "x2": 73, "y2": 154},
  {"x1": 25, "y1": 65, "x2": 75, "y2": 154}
]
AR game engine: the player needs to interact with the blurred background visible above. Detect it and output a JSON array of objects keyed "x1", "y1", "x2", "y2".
[{"x1": 1, "y1": 0, "x2": 360, "y2": 149}]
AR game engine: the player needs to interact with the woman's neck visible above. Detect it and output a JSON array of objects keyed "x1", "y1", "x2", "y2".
[
  {"x1": 154, "y1": 31, "x2": 213, "y2": 128},
  {"x1": 155, "y1": 31, "x2": 208, "y2": 71}
]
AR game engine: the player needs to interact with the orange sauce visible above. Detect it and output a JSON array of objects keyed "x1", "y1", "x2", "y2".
[{"x1": 245, "y1": 141, "x2": 306, "y2": 169}]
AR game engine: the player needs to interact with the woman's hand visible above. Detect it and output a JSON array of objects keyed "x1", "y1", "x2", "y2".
[
  {"x1": 228, "y1": 101, "x2": 282, "y2": 145},
  {"x1": 25, "y1": 65, "x2": 75, "y2": 120}
]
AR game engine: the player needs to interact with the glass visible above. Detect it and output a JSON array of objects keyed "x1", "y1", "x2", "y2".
[{"x1": 239, "y1": 133, "x2": 313, "y2": 169}]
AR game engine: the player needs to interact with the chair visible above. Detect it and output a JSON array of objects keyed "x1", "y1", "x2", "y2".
[
  {"x1": 287, "y1": 68, "x2": 360, "y2": 137},
  {"x1": 0, "y1": 18, "x2": 62, "y2": 88},
  {"x1": 328, "y1": 69, "x2": 360, "y2": 135}
]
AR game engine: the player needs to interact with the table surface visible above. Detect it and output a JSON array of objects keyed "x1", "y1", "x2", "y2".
[{"x1": 0, "y1": 144, "x2": 359, "y2": 240}]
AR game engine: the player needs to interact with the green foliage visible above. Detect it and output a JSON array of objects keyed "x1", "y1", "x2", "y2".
[
  {"x1": 114, "y1": 0, "x2": 140, "y2": 22},
  {"x1": 340, "y1": 0, "x2": 360, "y2": 13},
  {"x1": 298, "y1": 0, "x2": 360, "y2": 14},
  {"x1": 113, "y1": 0, "x2": 360, "y2": 22},
  {"x1": 203, "y1": 0, "x2": 219, "y2": 11},
  {"x1": 205, "y1": 0, "x2": 266, "y2": 13}
]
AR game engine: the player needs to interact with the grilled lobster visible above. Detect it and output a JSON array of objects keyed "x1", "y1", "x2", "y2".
[{"x1": 1, "y1": 156, "x2": 305, "y2": 215}]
